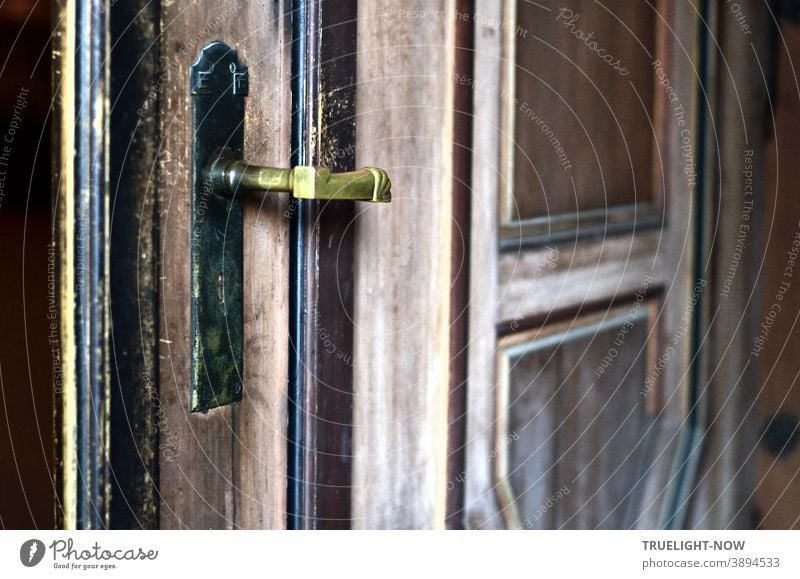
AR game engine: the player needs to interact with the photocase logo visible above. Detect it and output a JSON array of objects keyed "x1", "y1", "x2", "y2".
[{"x1": 19, "y1": 539, "x2": 45, "y2": 567}]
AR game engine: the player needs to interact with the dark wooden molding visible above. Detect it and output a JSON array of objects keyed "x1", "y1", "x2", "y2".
[
  {"x1": 108, "y1": 0, "x2": 160, "y2": 529},
  {"x1": 446, "y1": 0, "x2": 475, "y2": 530},
  {"x1": 288, "y1": 0, "x2": 358, "y2": 529}
]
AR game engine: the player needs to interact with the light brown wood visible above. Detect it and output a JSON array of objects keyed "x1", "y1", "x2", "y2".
[
  {"x1": 352, "y1": 0, "x2": 457, "y2": 529},
  {"x1": 234, "y1": 10, "x2": 291, "y2": 529},
  {"x1": 498, "y1": 232, "x2": 661, "y2": 323},
  {"x1": 636, "y1": 1, "x2": 702, "y2": 529},
  {"x1": 157, "y1": 3, "x2": 290, "y2": 529},
  {"x1": 496, "y1": 305, "x2": 657, "y2": 529},
  {"x1": 464, "y1": 0, "x2": 504, "y2": 529},
  {"x1": 508, "y1": 0, "x2": 657, "y2": 220}
]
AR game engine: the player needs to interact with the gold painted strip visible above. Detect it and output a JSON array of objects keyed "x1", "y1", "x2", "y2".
[{"x1": 54, "y1": 0, "x2": 78, "y2": 530}]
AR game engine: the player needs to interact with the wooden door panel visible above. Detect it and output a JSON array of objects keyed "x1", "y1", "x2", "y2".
[
  {"x1": 501, "y1": 0, "x2": 666, "y2": 246},
  {"x1": 499, "y1": 340, "x2": 559, "y2": 528},
  {"x1": 497, "y1": 304, "x2": 659, "y2": 529},
  {"x1": 681, "y1": 1, "x2": 770, "y2": 529},
  {"x1": 49, "y1": 0, "x2": 784, "y2": 531},
  {"x1": 509, "y1": 0, "x2": 658, "y2": 222}
]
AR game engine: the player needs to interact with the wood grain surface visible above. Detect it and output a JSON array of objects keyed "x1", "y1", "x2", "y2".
[
  {"x1": 466, "y1": 0, "x2": 701, "y2": 529},
  {"x1": 352, "y1": 0, "x2": 457, "y2": 529}
]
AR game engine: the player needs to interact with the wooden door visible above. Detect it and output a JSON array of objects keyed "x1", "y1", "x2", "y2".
[
  {"x1": 54, "y1": 0, "x2": 461, "y2": 531},
  {"x1": 52, "y1": 0, "x2": 777, "y2": 530},
  {"x1": 463, "y1": 0, "x2": 702, "y2": 529},
  {"x1": 346, "y1": 0, "x2": 727, "y2": 530}
]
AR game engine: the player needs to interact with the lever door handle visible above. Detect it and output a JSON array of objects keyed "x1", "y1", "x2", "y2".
[
  {"x1": 188, "y1": 41, "x2": 391, "y2": 413},
  {"x1": 211, "y1": 155, "x2": 392, "y2": 203}
]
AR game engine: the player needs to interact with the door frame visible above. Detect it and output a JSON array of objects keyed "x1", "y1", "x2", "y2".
[{"x1": 52, "y1": 0, "x2": 161, "y2": 529}]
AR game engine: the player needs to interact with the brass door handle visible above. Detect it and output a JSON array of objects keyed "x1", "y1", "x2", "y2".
[
  {"x1": 210, "y1": 154, "x2": 392, "y2": 202},
  {"x1": 188, "y1": 41, "x2": 392, "y2": 413}
]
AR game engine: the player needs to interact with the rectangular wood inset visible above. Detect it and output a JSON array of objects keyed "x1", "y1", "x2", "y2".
[
  {"x1": 496, "y1": 304, "x2": 660, "y2": 529},
  {"x1": 503, "y1": 0, "x2": 658, "y2": 232}
]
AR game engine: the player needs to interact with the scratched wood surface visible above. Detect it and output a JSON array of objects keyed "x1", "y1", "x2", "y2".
[
  {"x1": 157, "y1": 2, "x2": 290, "y2": 529},
  {"x1": 352, "y1": 0, "x2": 457, "y2": 529}
]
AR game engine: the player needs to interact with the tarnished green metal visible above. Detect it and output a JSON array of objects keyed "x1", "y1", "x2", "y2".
[{"x1": 189, "y1": 41, "x2": 247, "y2": 412}]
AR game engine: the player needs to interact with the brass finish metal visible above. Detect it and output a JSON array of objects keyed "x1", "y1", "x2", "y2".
[
  {"x1": 189, "y1": 41, "x2": 390, "y2": 413},
  {"x1": 211, "y1": 155, "x2": 392, "y2": 203}
]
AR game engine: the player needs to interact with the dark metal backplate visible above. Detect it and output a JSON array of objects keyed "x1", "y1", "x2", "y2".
[{"x1": 190, "y1": 41, "x2": 247, "y2": 412}]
